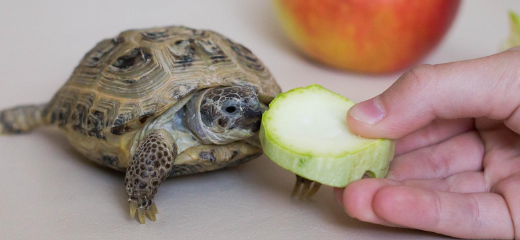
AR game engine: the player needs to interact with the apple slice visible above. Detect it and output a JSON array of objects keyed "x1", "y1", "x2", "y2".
[{"x1": 260, "y1": 84, "x2": 395, "y2": 187}]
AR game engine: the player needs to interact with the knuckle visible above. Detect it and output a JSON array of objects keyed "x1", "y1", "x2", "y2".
[
  {"x1": 493, "y1": 173, "x2": 520, "y2": 194},
  {"x1": 503, "y1": 86, "x2": 520, "y2": 133},
  {"x1": 504, "y1": 113, "x2": 520, "y2": 135},
  {"x1": 467, "y1": 194, "x2": 482, "y2": 236},
  {"x1": 496, "y1": 51, "x2": 520, "y2": 87},
  {"x1": 421, "y1": 120, "x2": 439, "y2": 144},
  {"x1": 431, "y1": 190, "x2": 443, "y2": 229},
  {"x1": 491, "y1": 174, "x2": 520, "y2": 239},
  {"x1": 401, "y1": 64, "x2": 437, "y2": 93},
  {"x1": 427, "y1": 146, "x2": 451, "y2": 178}
]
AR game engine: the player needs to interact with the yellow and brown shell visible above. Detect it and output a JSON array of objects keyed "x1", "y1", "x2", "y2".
[{"x1": 42, "y1": 26, "x2": 281, "y2": 169}]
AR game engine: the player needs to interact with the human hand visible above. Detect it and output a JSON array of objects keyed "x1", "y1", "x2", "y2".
[{"x1": 334, "y1": 48, "x2": 520, "y2": 239}]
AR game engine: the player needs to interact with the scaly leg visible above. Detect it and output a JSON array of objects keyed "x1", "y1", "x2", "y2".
[
  {"x1": 291, "y1": 175, "x2": 321, "y2": 200},
  {"x1": 125, "y1": 130, "x2": 176, "y2": 224}
]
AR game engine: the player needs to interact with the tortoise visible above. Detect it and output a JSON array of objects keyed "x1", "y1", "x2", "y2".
[{"x1": 0, "y1": 26, "x2": 287, "y2": 223}]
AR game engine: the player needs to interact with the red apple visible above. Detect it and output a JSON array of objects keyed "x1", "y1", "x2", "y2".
[{"x1": 273, "y1": 0, "x2": 461, "y2": 73}]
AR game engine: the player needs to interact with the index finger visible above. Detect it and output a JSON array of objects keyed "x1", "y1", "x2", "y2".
[{"x1": 347, "y1": 48, "x2": 520, "y2": 139}]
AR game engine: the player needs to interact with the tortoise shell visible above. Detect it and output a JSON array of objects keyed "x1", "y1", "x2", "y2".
[{"x1": 44, "y1": 26, "x2": 281, "y2": 141}]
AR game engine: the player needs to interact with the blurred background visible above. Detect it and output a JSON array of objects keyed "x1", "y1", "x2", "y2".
[
  {"x1": 0, "y1": 0, "x2": 518, "y2": 239},
  {"x1": 1, "y1": 0, "x2": 518, "y2": 106}
]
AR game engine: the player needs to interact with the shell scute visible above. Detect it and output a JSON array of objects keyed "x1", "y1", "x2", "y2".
[{"x1": 45, "y1": 26, "x2": 281, "y2": 140}]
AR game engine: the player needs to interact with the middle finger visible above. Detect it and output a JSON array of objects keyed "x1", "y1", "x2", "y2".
[{"x1": 387, "y1": 131, "x2": 484, "y2": 181}]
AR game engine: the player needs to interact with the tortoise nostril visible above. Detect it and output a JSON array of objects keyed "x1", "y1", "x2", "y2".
[{"x1": 225, "y1": 106, "x2": 237, "y2": 114}]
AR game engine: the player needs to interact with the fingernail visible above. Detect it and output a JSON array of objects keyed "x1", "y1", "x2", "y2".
[
  {"x1": 333, "y1": 188, "x2": 344, "y2": 207},
  {"x1": 349, "y1": 96, "x2": 385, "y2": 125}
]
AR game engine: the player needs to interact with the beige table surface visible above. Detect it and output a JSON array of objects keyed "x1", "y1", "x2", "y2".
[{"x1": 0, "y1": 0, "x2": 518, "y2": 239}]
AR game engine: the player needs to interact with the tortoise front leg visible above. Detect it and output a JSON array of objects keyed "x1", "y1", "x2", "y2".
[{"x1": 125, "y1": 130, "x2": 176, "y2": 224}]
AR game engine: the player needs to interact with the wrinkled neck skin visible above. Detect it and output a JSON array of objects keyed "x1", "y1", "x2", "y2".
[
  {"x1": 185, "y1": 88, "x2": 266, "y2": 145},
  {"x1": 133, "y1": 87, "x2": 267, "y2": 156},
  {"x1": 133, "y1": 93, "x2": 201, "y2": 156}
]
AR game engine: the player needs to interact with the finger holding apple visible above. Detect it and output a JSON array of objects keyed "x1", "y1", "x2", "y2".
[{"x1": 273, "y1": 0, "x2": 461, "y2": 73}]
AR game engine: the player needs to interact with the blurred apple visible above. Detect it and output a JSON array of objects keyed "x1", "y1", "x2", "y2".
[{"x1": 273, "y1": 0, "x2": 461, "y2": 73}]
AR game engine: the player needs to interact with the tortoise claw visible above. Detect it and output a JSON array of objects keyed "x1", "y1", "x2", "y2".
[
  {"x1": 129, "y1": 201, "x2": 159, "y2": 224},
  {"x1": 137, "y1": 208, "x2": 145, "y2": 224},
  {"x1": 151, "y1": 202, "x2": 158, "y2": 214},
  {"x1": 146, "y1": 209, "x2": 157, "y2": 222},
  {"x1": 291, "y1": 175, "x2": 321, "y2": 200},
  {"x1": 129, "y1": 201, "x2": 137, "y2": 218},
  {"x1": 146, "y1": 203, "x2": 158, "y2": 221}
]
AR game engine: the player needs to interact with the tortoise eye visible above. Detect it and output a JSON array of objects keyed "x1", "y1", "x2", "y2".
[
  {"x1": 221, "y1": 100, "x2": 240, "y2": 115},
  {"x1": 111, "y1": 48, "x2": 152, "y2": 71},
  {"x1": 225, "y1": 106, "x2": 237, "y2": 114}
]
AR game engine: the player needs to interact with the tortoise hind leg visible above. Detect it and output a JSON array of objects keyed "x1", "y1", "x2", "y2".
[
  {"x1": 0, "y1": 103, "x2": 48, "y2": 135},
  {"x1": 291, "y1": 175, "x2": 322, "y2": 200},
  {"x1": 125, "y1": 130, "x2": 176, "y2": 224}
]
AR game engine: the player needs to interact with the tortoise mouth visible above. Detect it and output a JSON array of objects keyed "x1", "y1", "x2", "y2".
[
  {"x1": 248, "y1": 109, "x2": 263, "y2": 133},
  {"x1": 252, "y1": 119, "x2": 261, "y2": 133}
]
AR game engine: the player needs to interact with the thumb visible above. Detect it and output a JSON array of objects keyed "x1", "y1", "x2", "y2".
[{"x1": 347, "y1": 48, "x2": 520, "y2": 139}]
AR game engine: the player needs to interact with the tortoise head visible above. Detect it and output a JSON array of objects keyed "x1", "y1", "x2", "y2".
[{"x1": 186, "y1": 85, "x2": 264, "y2": 145}]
